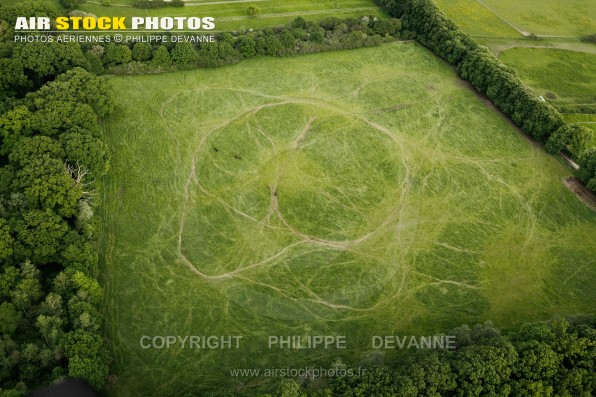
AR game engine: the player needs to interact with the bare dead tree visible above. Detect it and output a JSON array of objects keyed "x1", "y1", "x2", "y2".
[{"x1": 65, "y1": 161, "x2": 96, "y2": 203}]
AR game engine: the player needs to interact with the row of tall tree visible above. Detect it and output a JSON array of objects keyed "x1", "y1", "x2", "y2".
[
  {"x1": 0, "y1": 2, "x2": 113, "y2": 395},
  {"x1": 40, "y1": 16, "x2": 401, "y2": 75},
  {"x1": 82, "y1": 15, "x2": 403, "y2": 74},
  {"x1": 375, "y1": 0, "x2": 596, "y2": 191}
]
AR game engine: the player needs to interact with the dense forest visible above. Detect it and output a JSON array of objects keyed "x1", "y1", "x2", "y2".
[{"x1": 0, "y1": 2, "x2": 111, "y2": 395}]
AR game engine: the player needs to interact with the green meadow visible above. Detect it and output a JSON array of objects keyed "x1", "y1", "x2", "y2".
[
  {"x1": 79, "y1": 0, "x2": 387, "y2": 32},
  {"x1": 434, "y1": 0, "x2": 596, "y2": 147},
  {"x1": 101, "y1": 42, "x2": 596, "y2": 396},
  {"x1": 435, "y1": 0, "x2": 595, "y2": 38},
  {"x1": 499, "y1": 48, "x2": 596, "y2": 109},
  {"x1": 0, "y1": 0, "x2": 386, "y2": 31},
  {"x1": 433, "y1": 0, "x2": 519, "y2": 38},
  {"x1": 480, "y1": 0, "x2": 596, "y2": 37}
]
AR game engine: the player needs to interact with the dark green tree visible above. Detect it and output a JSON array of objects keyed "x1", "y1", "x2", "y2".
[
  {"x1": 29, "y1": 67, "x2": 113, "y2": 117},
  {"x1": 13, "y1": 209, "x2": 70, "y2": 264},
  {"x1": 577, "y1": 148, "x2": 596, "y2": 191},
  {"x1": 151, "y1": 45, "x2": 172, "y2": 66},
  {"x1": 102, "y1": 43, "x2": 132, "y2": 66},
  {"x1": 236, "y1": 35, "x2": 257, "y2": 58},
  {"x1": 171, "y1": 42, "x2": 199, "y2": 66},
  {"x1": 132, "y1": 42, "x2": 153, "y2": 62},
  {"x1": 12, "y1": 42, "x2": 88, "y2": 85},
  {"x1": 61, "y1": 330, "x2": 110, "y2": 390}
]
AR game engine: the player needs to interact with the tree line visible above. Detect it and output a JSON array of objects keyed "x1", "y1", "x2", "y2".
[
  {"x1": 82, "y1": 15, "x2": 403, "y2": 75},
  {"x1": 0, "y1": 2, "x2": 112, "y2": 395},
  {"x1": 375, "y1": 0, "x2": 596, "y2": 193},
  {"x1": 248, "y1": 317, "x2": 595, "y2": 397}
]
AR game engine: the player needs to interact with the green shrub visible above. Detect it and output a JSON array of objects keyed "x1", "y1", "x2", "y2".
[
  {"x1": 247, "y1": 4, "x2": 261, "y2": 16},
  {"x1": 134, "y1": 0, "x2": 165, "y2": 9}
]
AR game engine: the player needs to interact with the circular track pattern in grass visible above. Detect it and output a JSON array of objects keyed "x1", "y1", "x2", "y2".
[{"x1": 179, "y1": 97, "x2": 409, "y2": 317}]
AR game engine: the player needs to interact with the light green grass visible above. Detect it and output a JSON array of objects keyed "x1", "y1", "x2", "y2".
[
  {"x1": 434, "y1": 0, "x2": 519, "y2": 38},
  {"x1": 499, "y1": 48, "x2": 596, "y2": 111},
  {"x1": 0, "y1": 0, "x2": 59, "y2": 6},
  {"x1": 77, "y1": 0, "x2": 386, "y2": 31},
  {"x1": 101, "y1": 42, "x2": 596, "y2": 396},
  {"x1": 481, "y1": 0, "x2": 596, "y2": 37},
  {"x1": 562, "y1": 114, "x2": 596, "y2": 147},
  {"x1": 0, "y1": 0, "x2": 385, "y2": 31},
  {"x1": 563, "y1": 114, "x2": 596, "y2": 123}
]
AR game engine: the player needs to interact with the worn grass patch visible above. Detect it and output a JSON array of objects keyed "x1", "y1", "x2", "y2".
[{"x1": 101, "y1": 43, "x2": 596, "y2": 396}]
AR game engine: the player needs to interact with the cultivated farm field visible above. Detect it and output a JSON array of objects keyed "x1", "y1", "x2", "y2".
[{"x1": 101, "y1": 42, "x2": 596, "y2": 396}]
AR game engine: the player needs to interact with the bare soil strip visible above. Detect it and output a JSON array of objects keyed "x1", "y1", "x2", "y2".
[{"x1": 564, "y1": 177, "x2": 596, "y2": 210}]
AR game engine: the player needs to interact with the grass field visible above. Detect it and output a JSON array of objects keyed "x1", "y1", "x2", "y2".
[
  {"x1": 79, "y1": 0, "x2": 386, "y2": 32},
  {"x1": 435, "y1": 0, "x2": 596, "y2": 38},
  {"x1": 481, "y1": 0, "x2": 596, "y2": 37},
  {"x1": 499, "y1": 48, "x2": 596, "y2": 110},
  {"x1": 101, "y1": 42, "x2": 596, "y2": 396},
  {"x1": 433, "y1": 0, "x2": 519, "y2": 38},
  {"x1": 0, "y1": 0, "x2": 386, "y2": 31}
]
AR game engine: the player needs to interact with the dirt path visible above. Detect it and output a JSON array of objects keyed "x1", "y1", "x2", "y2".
[
  {"x1": 493, "y1": 42, "x2": 596, "y2": 57},
  {"x1": 170, "y1": 88, "x2": 414, "y2": 288},
  {"x1": 564, "y1": 177, "x2": 596, "y2": 210}
]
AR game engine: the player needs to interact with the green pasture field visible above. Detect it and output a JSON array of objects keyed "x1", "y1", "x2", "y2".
[
  {"x1": 77, "y1": 0, "x2": 386, "y2": 32},
  {"x1": 434, "y1": 0, "x2": 596, "y2": 39},
  {"x1": 101, "y1": 42, "x2": 596, "y2": 396},
  {"x1": 0, "y1": 0, "x2": 56, "y2": 6},
  {"x1": 0, "y1": 0, "x2": 386, "y2": 31},
  {"x1": 433, "y1": 0, "x2": 519, "y2": 38},
  {"x1": 499, "y1": 48, "x2": 596, "y2": 114},
  {"x1": 480, "y1": 0, "x2": 596, "y2": 37}
]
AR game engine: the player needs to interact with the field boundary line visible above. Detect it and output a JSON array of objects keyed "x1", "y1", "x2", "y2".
[
  {"x1": 495, "y1": 43, "x2": 596, "y2": 57},
  {"x1": 473, "y1": 0, "x2": 527, "y2": 36}
]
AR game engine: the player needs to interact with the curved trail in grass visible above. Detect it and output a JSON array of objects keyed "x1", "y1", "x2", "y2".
[
  {"x1": 166, "y1": 84, "x2": 539, "y2": 314},
  {"x1": 175, "y1": 89, "x2": 413, "y2": 286}
]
